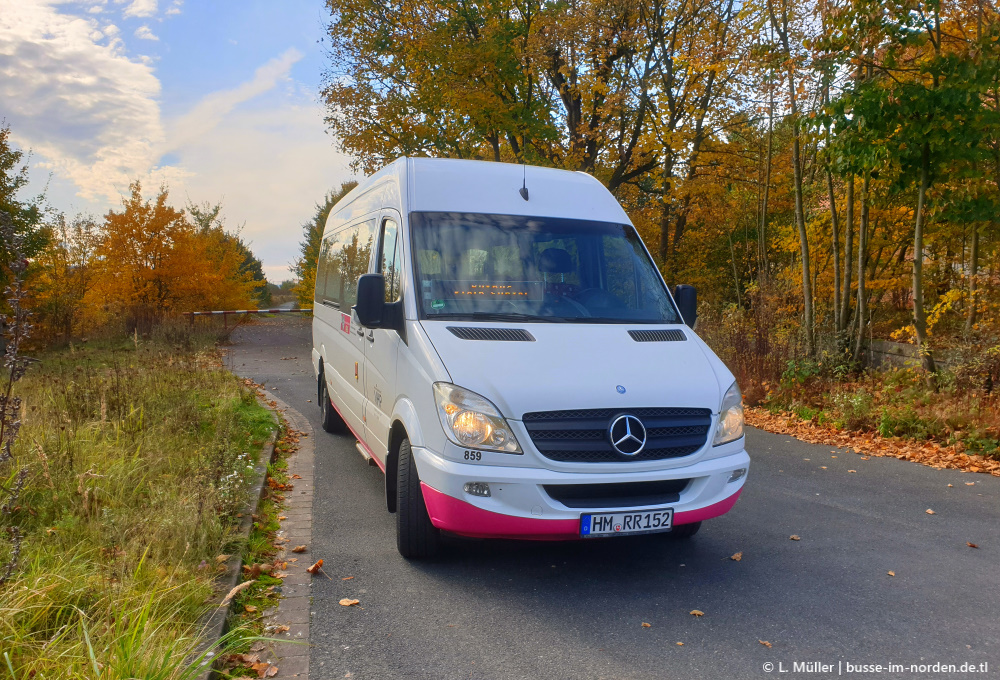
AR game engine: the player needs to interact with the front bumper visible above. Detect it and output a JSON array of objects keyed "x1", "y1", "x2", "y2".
[{"x1": 413, "y1": 445, "x2": 749, "y2": 539}]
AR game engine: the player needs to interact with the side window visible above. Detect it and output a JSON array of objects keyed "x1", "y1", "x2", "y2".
[
  {"x1": 379, "y1": 218, "x2": 403, "y2": 302},
  {"x1": 319, "y1": 219, "x2": 376, "y2": 308},
  {"x1": 314, "y1": 237, "x2": 330, "y2": 303}
]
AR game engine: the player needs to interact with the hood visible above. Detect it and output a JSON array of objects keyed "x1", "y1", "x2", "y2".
[{"x1": 420, "y1": 321, "x2": 725, "y2": 419}]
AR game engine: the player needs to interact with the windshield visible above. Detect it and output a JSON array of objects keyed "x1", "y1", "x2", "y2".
[{"x1": 410, "y1": 212, "x2": 680, "y2": 323}]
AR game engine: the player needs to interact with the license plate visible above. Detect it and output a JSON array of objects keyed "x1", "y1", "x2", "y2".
[{"x1": 580, "y1": 507, "x2": 673, "y2": 537}]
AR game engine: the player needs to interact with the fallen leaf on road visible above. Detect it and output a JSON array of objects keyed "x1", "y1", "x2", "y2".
[
  {"x1": 759, "y1": 640, "x2": 772, "y2": 648},
  {"x1": 306, "y1": 559, "x2": 324, "y2": 574},
  {"x1": 948, "y1": 484, "x2": 954, "y2": 487},
  {"x1": 251, "y1": 661, "x2": 278, "y2": 678},
  {"x1": 292, "y1": 474, "x2": 302, "y2": 479},
  {"x1": 690, "y1": 610, "x2": 704, "y2": 617},
  {"x1": 926, "y1": 509, "x2": 936, "y2": 515},
  {"x1": 887, "y1": 571, "x2": 895, "y2": 577},
  {"x1": 790, "y1": 535, "x2": 801, "y2": 541},
  {"x1": 340, "y1": 598, "x2": 360, "y2": 607},
  {"x1": 848, "y1": 470, "x2": 857, "y2": 473},
  {"x1": 342, "y1": 576, "x2": 355, "y2": 580},
  {"x1": 642, "y1": 622, "x2": 651, "y2": 628},
  {"x1": 821, "y1": 466, "x2": 828, "y2": 469},
  {"x1": 220, "y1": 580, "x2": 255, "y2": 606},
  {"x1": 278, "y1": 516, "x2": 287, "y2": 521},
  {"x1": 831, "y1": 455, "x2": 837, "y2": 458},
  {"x1": 967, "y1": 542, "x2": 979, "y2": 549},
  {"x1": 291, "y1": 545, "x2": 307, "y2": 553},
  {"x1": 274, "y1": 625, "x2": 290, "y2": 634},
  {"x1": 966, "y1": 482, "x2": 975, "y2": 486},
  {"x1": 730, "y1": 552, "x2": 743, "y2": 561},
  {"x1": 676, "y1": 642, "x2": 684, "y2": 646}
]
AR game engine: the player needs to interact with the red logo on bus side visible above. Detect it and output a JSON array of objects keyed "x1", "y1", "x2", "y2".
[{"x1": 340, "y1": 313, "x2": 351, "y2": 334}]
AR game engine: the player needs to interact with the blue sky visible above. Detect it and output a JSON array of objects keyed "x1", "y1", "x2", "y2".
[{"x1": 0, "y1": 0, "x2": 354, "y2": 281}]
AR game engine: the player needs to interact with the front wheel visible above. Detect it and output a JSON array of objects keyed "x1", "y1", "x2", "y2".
[
  {"x1": 668, "y1": 521, "x2": 701, "y2": 539},
  {"x1": 396, "y1": 438, "x2": 440, "y2": 559}
]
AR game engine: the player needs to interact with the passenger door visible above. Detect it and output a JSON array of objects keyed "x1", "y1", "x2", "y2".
[
  {"x1": 363, "y1": 211, "x2": 404, "y2": 463},
  {"x1": 321, "y1": 218, "x2": 377, "y2": 439}
]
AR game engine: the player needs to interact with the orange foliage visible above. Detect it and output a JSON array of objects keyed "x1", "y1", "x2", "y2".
[{"x1": 72, "y1": 181, "x2": 260, "y2": 333}]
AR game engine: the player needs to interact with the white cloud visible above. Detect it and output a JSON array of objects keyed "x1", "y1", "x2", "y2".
[
  {"x1": 2, "y1": 3, "x2": 351, "y2": 281},
  {"x1": 165, "y1": 0, "x2": 182, "y2": 16},
  {"x1": 169, "y1": 48, "x2": 303, "y2": 149},
  {"x1": 0, "y1": 1, "x2": 169, "y2": 201},
  {"x1": 122, "y1": 0, "x2": 157, "y2": 18},
  {"x1": 134, "y1": 24, "x2": 157, "y2": 40},
  {"x1": 167, "y1": 105, "x2": 352, "y2": 281}
]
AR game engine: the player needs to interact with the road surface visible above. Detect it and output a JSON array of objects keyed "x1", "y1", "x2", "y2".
[{"x1": 230, "y1": 315, "x2": 998, "y2": 680}]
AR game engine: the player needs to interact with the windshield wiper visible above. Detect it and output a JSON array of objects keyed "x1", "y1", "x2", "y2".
[{"x1": 427, "y1": 312, "x2": 573, "y2": 323}]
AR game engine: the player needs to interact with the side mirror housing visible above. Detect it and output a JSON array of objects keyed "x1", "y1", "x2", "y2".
[
  {"x1": 354, "y1": 274, "x2": 385, "y2": 328},
  {"x1": 673, "y1": 284, "x2": 697, "y2": 328}
]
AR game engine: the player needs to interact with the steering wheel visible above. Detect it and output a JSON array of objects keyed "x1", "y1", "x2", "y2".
[{"x1": 573, "y1": 288, "x2": 622, "y2": 309}]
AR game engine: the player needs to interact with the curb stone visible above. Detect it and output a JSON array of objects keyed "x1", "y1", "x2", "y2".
[{"x1": 252, "y1": 390, "x2": 316, "y2": 680}]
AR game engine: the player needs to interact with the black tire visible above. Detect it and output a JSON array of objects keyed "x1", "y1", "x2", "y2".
[
  {"x1": 668, "y1": 521, "x2": 701, "y2": 539},
  {"x1": 319, "y1": 374, "x2": 347, "y2": 434},
  {"x1": 396, "y1": 438, "x2": 440, "y2": 558}
]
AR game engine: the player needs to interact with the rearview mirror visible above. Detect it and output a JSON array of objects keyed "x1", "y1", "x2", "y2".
[
  {"x1": 673, "y1": 284, "x2": 697, "y2": 328},
  {"x1": 354, "y1": 274, "x2": 385, "y2": 328}
]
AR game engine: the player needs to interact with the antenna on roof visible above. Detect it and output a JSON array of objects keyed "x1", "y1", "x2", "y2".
[{"x1": 519, "y1": 163, "x2": 529, "y2": 201}]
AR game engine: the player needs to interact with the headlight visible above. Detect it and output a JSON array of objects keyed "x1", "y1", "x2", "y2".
[
  {"x1": 433, "y1": 383, "x2": 522, "y2": 454},
  {"x1": 712, "y1": 381, "x2": 744, "y2": 446}
]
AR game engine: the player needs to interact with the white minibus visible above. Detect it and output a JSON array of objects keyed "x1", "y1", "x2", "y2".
[{"x1": 312, "y1": 158, "x2": 748, "y2": 558}]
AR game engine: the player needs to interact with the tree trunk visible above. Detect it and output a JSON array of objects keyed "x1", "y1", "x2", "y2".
[
  {"x1": 912, "y1": 143, "x2": 936, "y2": 373},
  {"x1": 827, "y1": 169, "x2": 841, "y2": 333},
  {"x1": 853, "y1": 173, "x2": 870, "y2": 363},
  {"x1": 840, "y1": 177, "x2": 854, "y2": 336},
  {"x1": 769, "y1": 0, "x2": 813, "y2": 355},
  {"x1": 758, "y1": 92, "x2": 774, "y2": 285},
  {"x1": 789, "y1": 91, "x2": 814, "y2": 356},
  {"x1": 965, "y1": 224, "x2": 979, "y2": 335}
]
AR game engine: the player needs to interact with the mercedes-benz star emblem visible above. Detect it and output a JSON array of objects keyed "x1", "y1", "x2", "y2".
[{"x1": 609, "y1": 414, "x2": 647, "y2": 456}]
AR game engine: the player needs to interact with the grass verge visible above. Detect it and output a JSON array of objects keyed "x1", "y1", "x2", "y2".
[{"x1": 0, "y1": 335, "x2": 277, "y2": 678}]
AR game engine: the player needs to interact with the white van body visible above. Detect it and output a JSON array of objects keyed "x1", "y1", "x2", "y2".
[{"x1": 312, "y1": 158, "x2": 748, "y2": 557}]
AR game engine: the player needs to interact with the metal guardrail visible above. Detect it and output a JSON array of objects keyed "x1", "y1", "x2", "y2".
[{"x1": 182, "y1": 307, "x2": 311, "y2": 329}]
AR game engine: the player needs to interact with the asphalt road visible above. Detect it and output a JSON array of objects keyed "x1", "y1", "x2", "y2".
[{"x1": 230, "y1": 316, "x2": 998, "y2": 680}]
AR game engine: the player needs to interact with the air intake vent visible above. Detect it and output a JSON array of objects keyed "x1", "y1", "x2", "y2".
[
  {"x1": 447, "y1": 327, "x2": 535, "y2": 342},
  {"x1": 628, "y1": 329, "x2": 687, "y2": 342}
]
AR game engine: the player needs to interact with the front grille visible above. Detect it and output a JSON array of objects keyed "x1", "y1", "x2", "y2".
[
  {"x1": 447, "y1": 326, "x2": 535, "y2": 342},
  {"x1": 544, "y1": 479, "x2": 690, "y2": 509},
  {"x1": 521, "y1": 407, "x2": 712, "y2": 463}
]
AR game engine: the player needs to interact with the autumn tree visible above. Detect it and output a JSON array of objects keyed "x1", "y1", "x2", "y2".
[
  {"x1": 0, "y1": 123, "x2": 48, "y2": 292},
  {"x1": 188, "y1": 201, "x2": 270, "y2": 307},
  {"x1": 29, "y1": 215, "x2": 100, "y2": 343},
  {"x1": 84, "y1": 182, "x2": 260, "y2": 332},
  {"x1": 827, "y1": 0, "x2": 997, "y2": 370}
]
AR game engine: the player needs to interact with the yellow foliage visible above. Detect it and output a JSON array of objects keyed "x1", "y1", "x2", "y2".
[{"x1": 43, "y1": 180, "x2": 263, "y2": 335}]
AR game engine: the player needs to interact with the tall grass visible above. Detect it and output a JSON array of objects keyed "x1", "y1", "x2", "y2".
[{"x1": 0, "y1": 334, "x2": 275, "y2": 678}]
